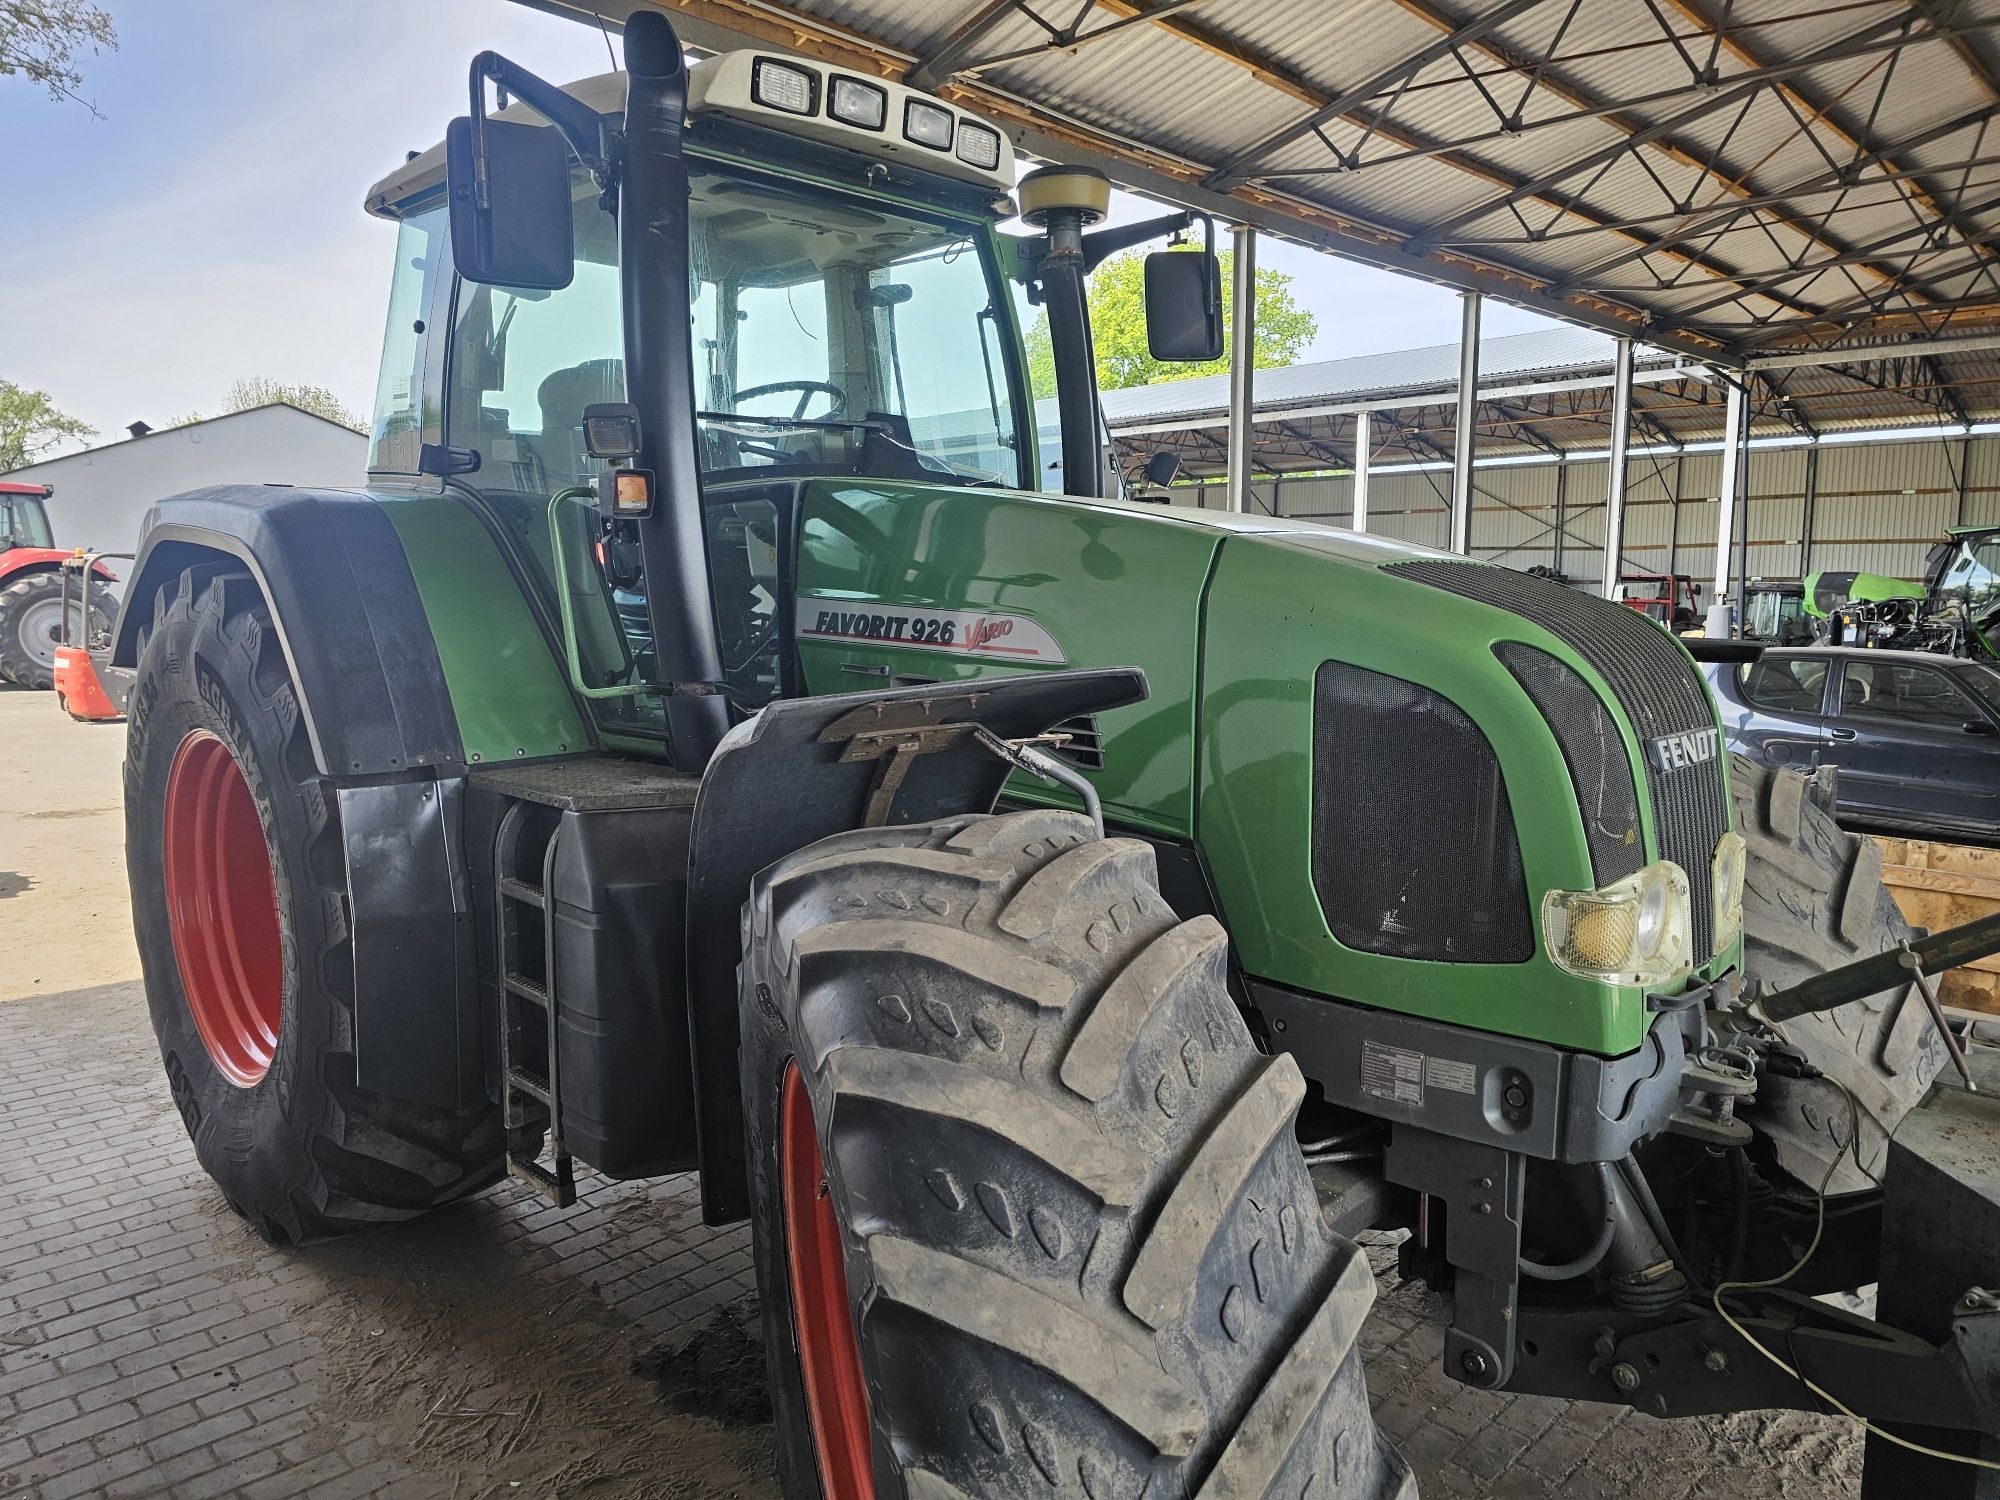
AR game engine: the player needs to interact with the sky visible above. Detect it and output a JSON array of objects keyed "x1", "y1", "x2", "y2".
[{"x1": 1, "y1": 0, "x2": 1556, "y2": 459}]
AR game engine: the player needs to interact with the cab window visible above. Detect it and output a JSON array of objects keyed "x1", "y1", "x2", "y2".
[
  {"x1": 371, "y1": 203, "x2": 447, "y2": 474},
  {"x1": 1737, "y1": 656, "x2": 1827, "y2": 714},
  {"x1": 1837, "y1": 661, "x2": 1980, "y2": 725},
  {"x1": 1939, "y1": 538, "x2": 2000, "y2": 617},
  {"x1": 0, "y1": 494, "x2": 53, "y2": 549}
]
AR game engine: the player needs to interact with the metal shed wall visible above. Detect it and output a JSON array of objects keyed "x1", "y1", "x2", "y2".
[{"x1": 1183, "y1": 432, "x2": 2000, "y2": 590}]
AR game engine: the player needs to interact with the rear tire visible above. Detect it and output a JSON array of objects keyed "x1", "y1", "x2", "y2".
[
  {"x1": 1733, "y1": 754, "x2": 1945, "y2": 1193},
  {"x1": 127, "y1": 569, "x2": 502, "y2": 1243},
  {"x1": 0, "y1": 570, "x2": 111, "y2": 691},
  {"x1": 741, "y1": 809, "x2": 1410, "y2": 1500}
]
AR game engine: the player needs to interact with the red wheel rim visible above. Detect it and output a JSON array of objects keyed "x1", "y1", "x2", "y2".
[
  {"x1": 163, "y1": 730, "x2": 283, "y2": 1088},
  {"x1": 780, "y1": 1061, "x2": 875, "y2": 1500}
]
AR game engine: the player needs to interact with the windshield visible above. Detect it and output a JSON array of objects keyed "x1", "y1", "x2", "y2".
[
  {"x1": 689, "y1": 168, "x2": 1026, "y2": 488},
  {"x1": 1938, "y1": 537, "x2": 2000, "y2": 620},
  {"x1": 0, "y1": 495, "x2": 52, "y2": 549}
]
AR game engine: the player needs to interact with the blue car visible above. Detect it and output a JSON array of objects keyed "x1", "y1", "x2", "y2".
[{"x1": 1702, "y1": 645, "x2": 2000, "y2": 842}]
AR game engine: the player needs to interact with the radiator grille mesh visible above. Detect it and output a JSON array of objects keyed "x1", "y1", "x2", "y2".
[
  {"x1": 1389, "y1": 561, "x2": 1728, "y2": 961},
  {"x1": 1312, "y1": 661, "x2": 1532, "y2": 964}
]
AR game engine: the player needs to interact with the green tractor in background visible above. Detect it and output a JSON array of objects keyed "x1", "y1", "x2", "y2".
[
  {"x1": 107, "y1": 13, "x2": 2000, "y2": 1497},
  {"x1": 1806, "y1": 526, "x2": 2000, "y2": 659}
]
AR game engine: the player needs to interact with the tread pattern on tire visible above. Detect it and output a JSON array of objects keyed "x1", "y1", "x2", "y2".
[
  {"x1": 744, "y1": 810, "x2": 1411, "y2": 1500},
  {"x1": 0, "y1": 570, "x2": 112, "y2": 691},
  {"x1": 128, "y1": 571, "x2": 501, "y2": 1242},
  {"x1": 1733, "y1": 754, "x2": 1945, "y2": 1192}
]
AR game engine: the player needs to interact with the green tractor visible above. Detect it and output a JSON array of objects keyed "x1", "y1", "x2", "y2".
[
  {"x1": 113, "y1": 15, "x2": 2000, "y2": 1496},
  {"x1": 1806, "y1": 527, "x2": 2000, "y2": 659}
]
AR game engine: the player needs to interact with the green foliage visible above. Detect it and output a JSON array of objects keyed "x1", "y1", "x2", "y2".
[
  {"x1": 1026, "y1": 247, "x2": 1316, "y2": 398},
  {"x1": 0, "y1": 380, "x2": 95, "y2": 471},
  {"x1": 0, "y1": 1, "x2": 117, "y2": 109},
  {"x1": 172, "y1": 378, "x2": 368, "y2": 434}
]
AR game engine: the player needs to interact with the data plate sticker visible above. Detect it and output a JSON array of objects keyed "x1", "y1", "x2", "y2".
[
  {"x1": 1425, "y1": 1055, "x2": 1477, "y2": 1095},
  {"x1": 1360, "y1": 1040, "x2": 1425, "y2": 1107}
]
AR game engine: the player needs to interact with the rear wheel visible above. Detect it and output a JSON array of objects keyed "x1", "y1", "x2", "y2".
[
  {"x1": 1733, "y1": 754, "x2": 1945, "y2": 1193},
  {"x1": 742, "y1": 809, "x2": 1410, "y2": 1500},
  {"x1": 0, "y1": 571, "x2": 111, "y2": 690},
  {"x1": 127, "y1": 569, "x2": 502, "y2": 1242}
]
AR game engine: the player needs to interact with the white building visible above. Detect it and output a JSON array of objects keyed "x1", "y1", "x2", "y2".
[{"x1": 0, "y1": 404, "x2": 366, "y2": 555}]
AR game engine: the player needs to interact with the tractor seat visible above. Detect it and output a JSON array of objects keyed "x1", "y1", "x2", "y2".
[{"x1": 537, "y1": 359, "x2": 626, "y2": 488}]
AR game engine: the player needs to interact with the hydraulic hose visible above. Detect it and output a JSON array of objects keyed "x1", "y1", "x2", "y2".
[{"x1": 1518, "y1": 1161, "x2": 1619, "y2": 1282}]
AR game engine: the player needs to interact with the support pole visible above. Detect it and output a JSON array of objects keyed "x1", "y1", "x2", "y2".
[
  {"x1": 1599, "y1": 336, "x2": 1635, "y2": 600},
  {"x1": 1800, "y1": 442, "x2": 1820, "y2": 577},
  {"x1": 1449, "y1": 292, "x2": 1480, "y2": 553},
  {"x1": 1352, "y1": 410, "x2": 1371, "y2": 533},
  {"x1": 1667, "y1": 452, "x2": 1686, "y2": 579},
  {"x1": 1553, "y1": 457, "x2": 1568, "y2": 577},
  {"x1": 1706, "y1": 376, "x2": 1746, "y2": 638},
  {"x1": 1226, "y1": 222, "x2": 1257, "y2": 514}
]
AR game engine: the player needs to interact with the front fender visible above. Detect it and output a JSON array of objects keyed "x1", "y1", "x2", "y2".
[{"x1": 114, "y1": 486, "x2": 463, "y2": 777}]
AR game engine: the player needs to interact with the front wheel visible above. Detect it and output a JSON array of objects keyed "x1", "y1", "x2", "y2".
[
  {"x1": 127, "y1": 569, "x2": 502, "y2": 1243},
  {"x1": 741, "y1": 808, "x2": 1411, "y2": 1500},
  {"x1": 0, "y1": 570, "x2": 111, "y2": 690}
]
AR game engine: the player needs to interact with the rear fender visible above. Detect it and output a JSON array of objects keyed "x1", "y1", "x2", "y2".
[
  {"x1": 685, "y1": 667, "x2": 1148, "y2": 1224},
  {"x1": 0, "y1": 550, "x2": 116, "y2": 583},
  {"x1": 113, "y1": 486, "x2": 463, "y2": 777}
]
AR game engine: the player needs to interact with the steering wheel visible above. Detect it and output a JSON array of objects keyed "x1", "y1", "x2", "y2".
[{"x1": 731, "y1": 380, "x2": 847, "y2": 421}]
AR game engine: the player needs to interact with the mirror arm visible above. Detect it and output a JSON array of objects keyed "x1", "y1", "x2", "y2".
[
  {"x1": 468, "y1": 50, "x2": 619, "y2": 199},
  {"x1": 1079, "y1": 209, "x2": 1203, "y2": 273}
]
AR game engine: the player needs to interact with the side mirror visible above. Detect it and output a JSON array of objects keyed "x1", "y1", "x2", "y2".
[
  {"x1": 446, "y1": 115, "x2": 574, "y2": 290},
  {"x1": 1964, "y1": 720, "x2": 1995, "y2": 736},
  {"x1": 1144, "y1": 246, "x2": 1223, "y2": 362},
  {"x1": 1144, "y1": 449, "x2": 1182, "y2": 488}
]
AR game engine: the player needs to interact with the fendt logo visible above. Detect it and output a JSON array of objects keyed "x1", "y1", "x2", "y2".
[{"x1": 1647, "y1": 726, "x2": 1720, "y2": 773}]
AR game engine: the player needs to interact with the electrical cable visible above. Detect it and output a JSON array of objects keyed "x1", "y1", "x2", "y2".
[
  {"x1": 1712, "y1": 1079, "x2": 2000, "y2": 1472},
  {"x1": 1518, "y1": 1161, "x2": 1618, "y2": 1282}
]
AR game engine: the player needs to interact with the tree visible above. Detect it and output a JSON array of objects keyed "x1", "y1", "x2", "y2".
[
  {"x1": 1026, "y1": 247, "x2": 1316, "y2": 398},
  {"x1": 1, "y1": 1, "x2": 117, "y2": 110},
  {"x1": 0, "y1": 381, "x2": 95, "y2": 471},
  {"x1": 173, "y1": 379, "x2": 368, "y2": 435}
]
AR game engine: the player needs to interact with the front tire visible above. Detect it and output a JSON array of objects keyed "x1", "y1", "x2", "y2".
[
  {"x1": 127, "y1": 570, "x2": 502, "y2": 1243},
  {"x1": 742, "y1": 809, "x2": 1410, "y2": 1500},
  {"x1": 1733, "y1": 755, "x2": 1945, "y2": 1193},
  {"x1": 0, "y1": 570, "x2": 111, "y2": 690}
]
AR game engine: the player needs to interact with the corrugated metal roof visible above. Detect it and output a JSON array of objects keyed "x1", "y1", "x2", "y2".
[
  {"x1": 1100, "y1": 325, "x2": 1672, "y2": 425},
  {"x1": 527, "y1": 0, "x2": 2000, "y2": 369}
]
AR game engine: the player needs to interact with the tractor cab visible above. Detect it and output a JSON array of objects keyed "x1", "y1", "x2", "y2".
[
  {"x1": 0, "y1": 481, "x2": 55, "y2": 553},
  {"x1": 1612, "y1": 571, "x2": 1700, "y2": 629},
  {"x1": 1925, "y1": 524, "x2": 2000, "y2": 656},
  {"x1": 363, "y1": 48, "x2": 1216, "y2": 758}
]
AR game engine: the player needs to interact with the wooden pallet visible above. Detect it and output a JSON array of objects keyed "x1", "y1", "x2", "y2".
[{"x1": 1872, "y1": 835, "x2": 2000, "y2": 1016}]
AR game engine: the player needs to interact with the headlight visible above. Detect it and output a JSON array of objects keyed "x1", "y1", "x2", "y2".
[
  {"x1": 1542, "y1": 861, "x2": 1692, "y2": 987},
  {"x1": 750, "y1": 59, "x2": 818, "y2": 116},
  {"x1": 1711, "y1": 830, "x2": 1746, "y2": 951},
  {"x1": 829, "y1": 76, "x2": 887, "y2": 131},
  {"x1": 903, "y1": 99, "x2": 955, "y2": 151}
]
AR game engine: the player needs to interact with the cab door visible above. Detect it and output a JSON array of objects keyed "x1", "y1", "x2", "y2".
[
  {"x1": 1824, "y1": 657, "x2": 2000, "y2": 834},
  {"x1": 1725, "y1": 653, "x2": 1830, "y2": 770}
]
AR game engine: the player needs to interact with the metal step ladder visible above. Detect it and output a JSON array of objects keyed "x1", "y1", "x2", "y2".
[{"x1": 495, "y1": 802, "x2": 576, "y2": 1207}]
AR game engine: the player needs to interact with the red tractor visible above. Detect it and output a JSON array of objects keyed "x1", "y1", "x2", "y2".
[
  {"x1": 1612, "y1": 571, "x2": 1702, "y2": 630},
  {"x1": 0, "y1": 481, "x2": 116, "y2": 690}
]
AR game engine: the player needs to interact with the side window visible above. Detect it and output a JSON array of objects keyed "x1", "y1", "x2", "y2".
[
  {"x1": 1840, "y1": 662, "x2": 1978, "y2": 725},
  {"x1": 1738, "y1": 657, "x2": 1827, "y2": 714},
  {"x1": 447, "y1": 176, "x2": 624, "y2": 497},
  {"x1": 370, "y1": 203, "x2": 446, "y2": 474}
]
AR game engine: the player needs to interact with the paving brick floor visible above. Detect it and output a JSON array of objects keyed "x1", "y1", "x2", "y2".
[{"x1": 0, "y1": 982, "x2": 1860, "y2": 1499}]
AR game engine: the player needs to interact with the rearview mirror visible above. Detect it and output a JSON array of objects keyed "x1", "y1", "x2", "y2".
[
  {"x1": 1144, "y1": 248, "x2": 1223, "y2": 362},
  {"x1": 446, "y1": 115, "x2": 574, "y2": 290}
]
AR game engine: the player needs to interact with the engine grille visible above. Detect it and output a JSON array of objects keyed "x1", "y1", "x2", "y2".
[{"x1": 1389, "y1": 561, "x2": 1729, "y2": 962}]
